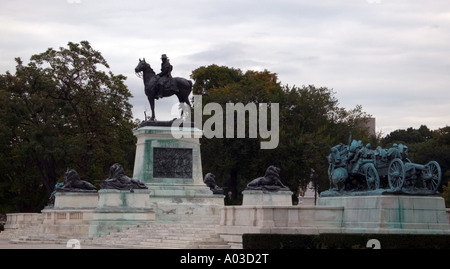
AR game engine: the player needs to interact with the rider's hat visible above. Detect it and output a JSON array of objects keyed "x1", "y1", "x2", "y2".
[{"x1": 161, "y1": 54, "x2": 168, "y2": 59}]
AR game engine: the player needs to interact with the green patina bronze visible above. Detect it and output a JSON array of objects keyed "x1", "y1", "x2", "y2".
[{"x1": 325, "y1": 137, "x2": 442, "y2": 195}]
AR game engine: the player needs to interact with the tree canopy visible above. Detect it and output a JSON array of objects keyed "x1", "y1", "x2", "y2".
[
  {"x1": 0, "y1": 41, "x2": 136, "y2": 212},
  {"x1": 191, "y1": 64, "x2": 372, "y2": 204},
  {"x1": 381, "y1": 125, "x2": 433, "y2": 146}
]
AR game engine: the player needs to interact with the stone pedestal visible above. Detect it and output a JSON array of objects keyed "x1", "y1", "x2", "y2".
[
  {"x1": 242, "y1": 190, "x2": 293, "y2": 206},
  {"x1": 53, "y1": 192, "x2": 98, "y2": 209},
  {"x1": 317, "y1": 195, "x2": 450, "y2": 233},
  {"x1": 41, "y1": 192, "x2": 98, "y2": 238},
  {"x1": 88, "y1": 189, "x2": 155, "y2": 237},
  {"x1": 132, "y1": 125, "x2": 224, "y2": 223}
]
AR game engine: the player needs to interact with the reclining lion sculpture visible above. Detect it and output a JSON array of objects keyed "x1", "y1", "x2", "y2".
[
  {"x1": 56, "y1": 169, "x2": 97, "y2": 192},
  {"x1": 100, "y1": 163, "x2": 147, "y2": 191},
  {"x1": 245, "y1": 165, "x2": 290, "y2": 192}
]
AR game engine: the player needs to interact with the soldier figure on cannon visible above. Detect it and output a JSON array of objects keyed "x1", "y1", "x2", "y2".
[{"x1": 327, "y1": 138, "x2": 441, "y2": 194}]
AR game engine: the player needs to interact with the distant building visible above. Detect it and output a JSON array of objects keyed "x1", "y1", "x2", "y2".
[
  {"x1": 358, "y1": 117, "x2": 376, "y2": 136},
  {"x1": 366, "y1": 117, "x2": 376, "y2": 136},
  {"x1": 298, "y1": 181, "x2": 317, "y2": 206}
]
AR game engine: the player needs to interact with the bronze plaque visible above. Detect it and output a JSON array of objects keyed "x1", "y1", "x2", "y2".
[{"x1": 153, "y1": 148, "x2": 193, "y2": 178}]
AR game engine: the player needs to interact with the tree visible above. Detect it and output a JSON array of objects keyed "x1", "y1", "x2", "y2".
[
  {"x1": 191, "y1": 65, "x2": 372, "y2": 204},
  {"x1": 275, "y1": 85, "x2": 372, "y2": 196},
  {"x1": 192, "y1": 66, "x2": 283, "y2": 204},
  {"x1": 381, "y1": 125, "x2": 432, "y2": 146},
  {"x1": 0, "y1": 41, "x2": 136, "y2": 212}
]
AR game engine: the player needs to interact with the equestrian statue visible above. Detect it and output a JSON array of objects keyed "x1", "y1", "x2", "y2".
[{"x1": 135, "y1": 55, "x2": 192, "y2": 121}]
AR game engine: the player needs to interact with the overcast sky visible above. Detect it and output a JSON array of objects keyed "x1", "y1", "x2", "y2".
[{"x1": 1, "y1": 0, "x2": 450, "y2": 135}]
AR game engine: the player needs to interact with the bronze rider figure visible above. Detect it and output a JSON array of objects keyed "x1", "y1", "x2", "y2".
[{"x1": 155, "y1": 54, "x2": 173, "y2": 99}]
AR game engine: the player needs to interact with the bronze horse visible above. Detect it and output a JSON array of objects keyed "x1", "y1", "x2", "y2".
[{"x1": 135, "y1": 58, "x2": 192, "y2": 121}]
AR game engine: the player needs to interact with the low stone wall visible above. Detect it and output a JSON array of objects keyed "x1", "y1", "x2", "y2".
[
  {"x1": 40, "y1": 209, "x2": 94, "y2": 238},
  {"x1": 4, "y1": 213, "x2": 42, "y2": 229},
  {"x1": 217, "y1": 205, "x2": 344, "y2": 248},
  {"x1": 218, "y1": 196, "x2": 450, "y2": 248}
]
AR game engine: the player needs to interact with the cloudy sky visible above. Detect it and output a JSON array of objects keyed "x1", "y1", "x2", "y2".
[{"x1": 1, "y1": 0, "x2": 450, "y2": 135}]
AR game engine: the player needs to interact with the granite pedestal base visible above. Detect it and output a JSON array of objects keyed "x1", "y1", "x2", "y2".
[
  {"x1": 242, "y1": 190, "x2": 293, "y2": 206},
  {"x1": 88, "y1": 189, "x2": 155, "y2": 237},
  {"x1": 317, "y1": 195, "x2": 450, "y2": 234},
  {"x1": 40, "y1": 192, "x2": 98, "y2": 238},
  {"x1": 148, "y1": 184, "x2": 224, "y2": 223},
  {"x1": 132, "y1": 125, "x2": 224, "y2": 223},
  {"x1": 52, "y1": 192, "x2": 98, "y2": 209},
  {"x1": 218, "y1": 194, "x2": 450, "y2": 248}
]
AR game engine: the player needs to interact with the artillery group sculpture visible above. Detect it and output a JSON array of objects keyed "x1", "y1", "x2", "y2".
[{"x1": 326, "y1": 139, "x2": 441, "y2": 195}]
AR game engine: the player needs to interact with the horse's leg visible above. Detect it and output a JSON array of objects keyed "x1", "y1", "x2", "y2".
[
  {"x1": 177, "y1": 93, "x2": 192, "y2": 119},
  {"x1": 183, "y1": 99, "x2": 192, "y2": 118},
  {"x1": 148, "y1": 96, "x2": 156, "y2": 121},
  {"x1": 183, "y1": 83, "x2": 192, "y2": 120},
  {"x1": 173, "y1": 79, "x2": 193, "y2": 120},
  {"x1": 184, "y1": 96, "x2": 192, "y2": 108}
]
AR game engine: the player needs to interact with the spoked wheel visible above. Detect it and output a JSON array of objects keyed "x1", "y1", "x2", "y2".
[
  {"x1": 365, "y1": 163, "x2": 380, "y2": 190},
  {"x1": 422, "y1": 161, "x2": 441, "y2": 192},
  {"x1": 388, "y1": 158, "x2": 405, "y2": 190}
]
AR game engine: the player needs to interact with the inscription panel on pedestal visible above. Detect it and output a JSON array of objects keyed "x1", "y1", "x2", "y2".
[{"x1": 153, "y1": 148, "x2": 193, "y2": 178}]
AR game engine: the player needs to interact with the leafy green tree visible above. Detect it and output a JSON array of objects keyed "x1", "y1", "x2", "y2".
[
  {"x1": 191, "y1": 65, "x2": 372, "y2": 204},
  {"x1": 192, "y1": 66, "x2": 283, "y2": 204},
  {"x1": 0, "y1": 41, "x2": 136, "y2": 212},
  {"x1": 381, "y1": 125, "x2": 432, "y2": 146},
  {"x1": 275, "y1": 85, "x2": 372, "y2": 196}
]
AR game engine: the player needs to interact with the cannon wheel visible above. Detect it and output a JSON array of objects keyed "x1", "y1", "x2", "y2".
[
  {"x1": 365, "y1": 163, "x2": 380, "y2": 190},
  {"x1": 388, "y1": 158, "x2": 405, "y2": 190},
  {"x1": 422, "y1": 161, "x2": 441, "y2": 192}
]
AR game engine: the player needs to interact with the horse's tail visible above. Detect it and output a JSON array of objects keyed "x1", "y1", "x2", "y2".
[
  {"x1": 185, "y1": 80, "x2": 193, "y2": 106},
  {"x1": 187, "y1": 80, "x2": 193, "y2": 95},
  {"x1": 175, "y1": 78, "x2": 193, "y2": 104}
]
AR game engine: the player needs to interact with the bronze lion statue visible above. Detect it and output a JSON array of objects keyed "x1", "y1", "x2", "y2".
[{"x1": 245, "y1": 165, "x2": 290, "y2": 192}]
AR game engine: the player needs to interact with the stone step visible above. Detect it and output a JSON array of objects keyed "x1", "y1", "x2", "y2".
[
  {"x1": 197, "y1": 244, "x2": 231, "y2": 249},
  {"x1": 10, "y1": 236, "x2": 68, "y2": 245},
  {"x1": 83, "y1": 222, "x2": 230, "y2": 249},
  {"x1": 129, "y1": 227, "x2": 218, "y2": 233},
  {"x1": 2, "y1": 221, "x2": 231, "y2": 249},
  {"x1": 0, "y1": 225, "x2": 42, "y2": 240},
  {"x1": 110, "y1": 230, "x2": 211, "y2": 236},
  {"x1": 100, "y1": 234, "x2": 219, "y2": 244},
  {"x1": 139, "y1": 241, "x2": 194, "y2": 248},
  {"x1": 117, "y1": 226, "x2": 216, "y2": 233},
  {"x1": 141, "y1": 236, "x2": 209, "y2": 244}
]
